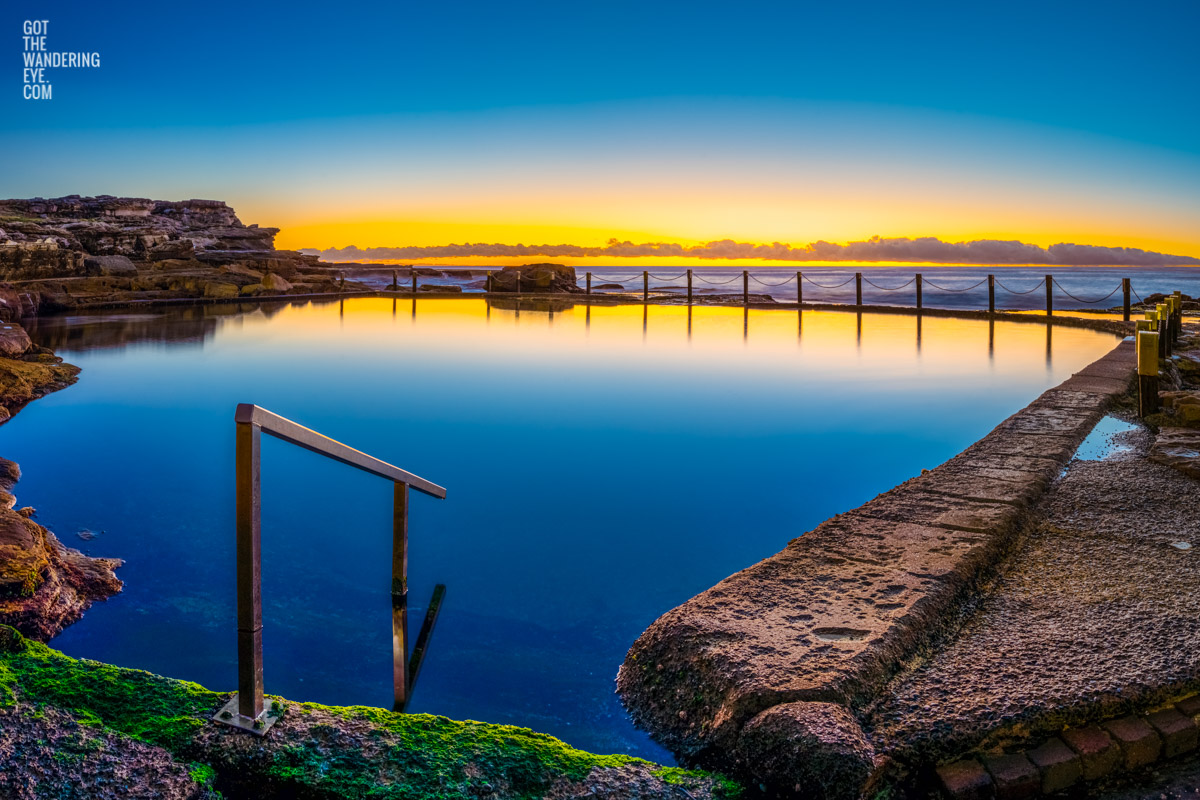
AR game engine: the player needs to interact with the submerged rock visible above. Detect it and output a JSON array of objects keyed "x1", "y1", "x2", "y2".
[{"x1": 0, "y1": 470, "x2": 122, "y2": 640}]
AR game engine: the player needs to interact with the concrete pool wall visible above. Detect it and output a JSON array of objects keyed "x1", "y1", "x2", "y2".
[{"x1": 616, "y1": 333, "x2": 1139, "y2": 799}]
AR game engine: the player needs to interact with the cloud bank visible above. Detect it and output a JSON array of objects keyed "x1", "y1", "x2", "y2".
[{"x1": 311, "y1": 235, "x2": 1199, "y2": 266}]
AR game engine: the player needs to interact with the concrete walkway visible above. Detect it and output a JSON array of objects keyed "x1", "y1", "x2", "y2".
[{"x1": 866, "y1": 420, "x2": 1200, "y2": 768}]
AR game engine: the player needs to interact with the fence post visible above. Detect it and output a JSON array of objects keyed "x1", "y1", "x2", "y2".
[
  {"x1": 586, "y1": 272, "x2": 592, "y2": 296},
  {"x1": 796, "y1": 271, "x2": 802, "y2": 306},
  {"x1": 916, "y1": 274, "x2": 923, "y2": 311},
  {"x1": 235, "y1": 416, "x2": 264, "y2": 722},
  {"x1": 1158, "y1": 304, "x2": 1171, "y2": 356},
  {"x1": 411, "y1": 270, "x2": 418, "y2": 294},
  {"x1": 391, "y1": 270, "x2": 398, "y2": 289},
  {"x1": 1137, "y1": 327, "x2": 1160, "y2": 417},
  {"x1": 988, "y1": 274, "x2": 995, "y2": 314},
  {"x1": 392, "y1": 482, "x2": 409, "y2": 711},
  {"x1": 855, "y1": 272, "x2": 862, "y2": 307},
  {"x1": 339, "y1": 272, "x2": 346, "y2": 292},
  {"x1": 1174, "y1": 291, "x2": 1183, "y2": 340},
  {"x1": 1045, "y1": 275, "x2": 1053, "y2": 317},
  {"x1": 687, "y1": 269, "x2": 693, "y2": 304},
  {"x1": 1123, "y1": 278, "x2": 1131, "y2": 321},
  {"x1": 643, "y1": 271, "x2": 649, "y2": 303},
  {"x1": 515, "y1": 269, "x2": 521, "y2": 296},
  {"x1": 743, "y1": 270, "x2": 749, "y2": 305},
  {"x1": 486, "y1": 272, "x2": 493, "y2": 292}
]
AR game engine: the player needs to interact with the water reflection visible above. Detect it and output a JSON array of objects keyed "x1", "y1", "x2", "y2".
[{"x1": 11, "y1": 298, "x2": 1122, "y2": 762}]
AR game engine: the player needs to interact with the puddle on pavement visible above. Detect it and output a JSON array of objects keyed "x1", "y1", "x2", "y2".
[{"x1": 1073, "y1": 415, "x2": 1141, "y2": 462}]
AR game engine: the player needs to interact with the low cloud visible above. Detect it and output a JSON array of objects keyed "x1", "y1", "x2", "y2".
[{"x1": 313, "y1": 235, "x2": 1199, "y2": 266}]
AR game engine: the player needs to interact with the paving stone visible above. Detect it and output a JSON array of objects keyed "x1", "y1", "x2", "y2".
[
  {"x1": 1103, "y1": 716, "x2": 1162, "y2": 769},
  {"x1": 1061, "y1": 726, "x2": 1121, "y2": 781},
  {"x1": 936, "y1": 759, "x2": 994, "y2": 800},
  {"x1": 1025, "y1": 737, "x2": 1082, "y2": 793},
  {"x1": 1146, "y1": 707, "x2": 1199, "y2": 758},
  {"x1": 1176, "y1": 695, "x2": 1200, "y2": 724},
  {"x1": 981, "y1": 753, "x2": 1040, "y2": 799}
]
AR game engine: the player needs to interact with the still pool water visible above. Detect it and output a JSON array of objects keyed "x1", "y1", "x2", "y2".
[{"x1": 11, "y1": 298, "x2": 1119, "y2": 761}]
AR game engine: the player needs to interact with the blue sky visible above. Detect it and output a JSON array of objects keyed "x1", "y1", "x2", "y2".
[{"x1": 8, "y1": 0, "x2": 1198, "y2": 150}]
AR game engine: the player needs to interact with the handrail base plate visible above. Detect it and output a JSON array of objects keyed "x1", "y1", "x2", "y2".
[{"x1": 212, "y1": 694, "x2": 283, "y2": 736}]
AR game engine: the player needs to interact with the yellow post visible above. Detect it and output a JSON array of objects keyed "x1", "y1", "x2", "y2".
[
  {"x1": 1137, "y1": 329, "x2": 1160, "y2": 417},
  {"x1": 1156, "y1": 303, "x2": 1170, "y2": 355}
]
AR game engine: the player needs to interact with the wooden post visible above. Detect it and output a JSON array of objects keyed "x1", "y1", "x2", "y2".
[
  {"x1": 1137, "y1": 328, "x2": 1160, "y2": 417},
  {"x1": 235, "y1": 417, "x2": 264, "y2": 721},
  {"x1": 391, "y1": 270, "x2": 398, "y2": 289},
  {"x1": 411, "y1": 271, "x2": 417, "y2": 294},
  {"x1": 1045, "y1": 274, "x2": 1053, "y2": 317},
  {"x1": 796, "y1": 271, "x2": 802, "y2": 306},
  {"x1": 1174, "y1": 291, "x2": 1183, "y2": 340},
  {"x1": 855, "y1": 272, "x2": 862, "y2": 307},
  {"x1": 1122, "y1": 278, "x2": 1131, "y2": 321},
  {"x1": 687, "y1": 269, "x2": 693, "y2": 304},
  {"x1": 339, "y1": 273, "x2": 345, "y2": 292},
  {"x1": 392, "y1": 482, "x2": 409, "y2": 711},
  {"x1": 743, "y1": 270, "x2": 749, "y2": 305},
  {"x1": 515, "y1": 269, "x2": 521, "y2": 296},
  {"x1": 1158, "y1": 304, "x2": 1171, "y2": 355},
  {"x1": 643, "y1": 271, "x2": 649, "y2": 302},
  {"x1": 486, "y1": 272, "x2": 493, "y2": 293},
  {"x1": 586, "y1": 272, "x2": 592, "y2": 296},
  {"x1": 916, "y1": 274, "x2": 923, "y2": 311},
  {"x1": 988, "y1": 274, "x2": 995, "y2": 314}
]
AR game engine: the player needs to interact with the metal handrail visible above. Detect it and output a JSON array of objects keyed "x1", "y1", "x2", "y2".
[
  {"x1": 216, "y1": 404, "x2": 447, "y2": 735},
  {"x1": 234, "y1": 404, "x2": 446, "y2": 498}
]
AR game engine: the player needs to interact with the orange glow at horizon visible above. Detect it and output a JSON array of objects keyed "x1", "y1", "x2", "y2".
[{"x1": 272, "y1": 217, "x2": 1200, "y2": 266}]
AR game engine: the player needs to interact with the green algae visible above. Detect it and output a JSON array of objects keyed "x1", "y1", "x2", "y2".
[
  {"x1": 0, "y1": 627, "x2": 741, "y2": 799},
  {"x1": 654, "y1": 766, "x2": 743, "y2": 798},
  {"x1": 0, "y1": 628, "x2": 219, "y2": 751}
]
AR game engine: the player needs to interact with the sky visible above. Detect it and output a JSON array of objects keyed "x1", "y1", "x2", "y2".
[{"x1": 3, "y1": 0, "x2": 1200, "y2": 266}]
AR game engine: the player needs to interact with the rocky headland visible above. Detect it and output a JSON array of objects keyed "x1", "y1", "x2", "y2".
[{"x1": 0, "y1": 196, "x2": 369, "y2": 311}]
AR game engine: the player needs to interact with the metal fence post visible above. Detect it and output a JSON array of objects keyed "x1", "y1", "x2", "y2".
[
  {"x1": 411, "y1": 271, "x2": 417, "y2": 294},
  {"x1": 1123, "y1": 278, "x2": 1131, "y2": 321},
  {"x1": 855, "y1": 272, "x2": 862, "y2": 307},
  {"x1": 987, "y1": 274, "x2": 995, "y2": 314},
  {"x1": 392, "y1": 482, "x2": 409, "y2": 711},
  {"x1": 796, "y1": 272, "x2": 802, "y2": 306},
  {"x1": 1045, "y1": 275, "x2": 1053, "y2": 317},
  {"x1": 586, "y1": 272, "x2": 592, "y2": 296},
  {"x1": 687, "y1": 269, "x2": 693, "y2": 304},
  {"x1": 742, "y1": 270, "x2": 748, "y2": 305},
  {"x1": 916, "y1": 274, "x2": 923, "y2": 311},
  {"x1": 235, "y1": 413, "x2": 264, "y2": 722},
  {"x1": 643, "y1": 271, "x2": 648, "y2": 302}
]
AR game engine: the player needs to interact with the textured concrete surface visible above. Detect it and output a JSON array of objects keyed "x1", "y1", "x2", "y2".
[
  {"x1": 866, "y1": 420, "x2": 1200, "y2": 769},
  {"x1": 618, "y1": 338, "x2": 1136, "y2": 795}
]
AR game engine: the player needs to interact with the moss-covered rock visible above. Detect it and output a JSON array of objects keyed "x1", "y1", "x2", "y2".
[{"x1": 0, "y1": 628, "x2": 741, "y2": 800}]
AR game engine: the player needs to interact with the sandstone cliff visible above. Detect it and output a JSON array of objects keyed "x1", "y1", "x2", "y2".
[{"x1": 0, "y1": 196, "x2": 362, "y2": 311}]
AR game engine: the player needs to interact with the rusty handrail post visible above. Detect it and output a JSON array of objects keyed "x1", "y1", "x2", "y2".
[
  {"x1": 235, "y1": 412, "x2": 264, "y2": 722},
  {"x1": 218, "y1": 404, "x2": 447, "y2": 735},
  {"x1": 392, "y1": 481, "x2": 409, "y2": 711}
]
